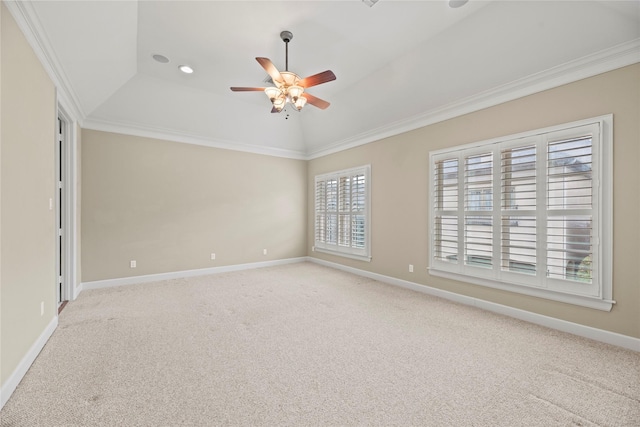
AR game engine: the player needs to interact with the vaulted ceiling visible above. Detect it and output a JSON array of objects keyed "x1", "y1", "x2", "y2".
[{"x1": 14, "y1": 0, "x2": 640, "y2": 158}]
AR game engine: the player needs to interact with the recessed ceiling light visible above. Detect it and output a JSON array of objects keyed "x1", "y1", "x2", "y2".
[
  {"x1": 152, "y1": 54, "x2": 169, "y2": 63},
  {"x1": 449, "y1": 0, "x2": 469, "y2": 8},
  {"x1": 179, "y1": 65, "x2": 194, "y2": 74}
]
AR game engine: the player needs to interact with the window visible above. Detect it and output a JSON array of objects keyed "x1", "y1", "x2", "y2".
[
  {"x1": 429, "y1": 116, "x2": 613, "y2": 310},
  {"x1": 315, "y1": 165, "x2": 371, "y2": 261}
]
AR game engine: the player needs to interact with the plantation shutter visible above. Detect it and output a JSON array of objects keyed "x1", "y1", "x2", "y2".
[
  {"x1": 338, "y1": 176, "x2": 352, "y2": 247},
  {"x1": 314, "y1": 166, "x2": 371, "y2": 260},
  {"x1": 433, "y1": 158, "x2": 459, "y2": 263},
  {"x1": 429, "y1": 116, "x2": 610, "y2": 309},
  {"x1": 315, "y1": 180, "x2": 326, "y2": 243},
  {"x1": 464, "y1": 153, "x2": 493, "y2": 268},
  {"x1": 546, "y1": 134, "x2": 594, "y2": 284},
  {"x1": 351, "y1": 173, "x2": 366, "y2": 249},
  {"x1": 500, "y1": 144, "x2": 537, "y2": 275},
  {"x1": 326, "y1": 178, "x2": 338, "y2": 245}
]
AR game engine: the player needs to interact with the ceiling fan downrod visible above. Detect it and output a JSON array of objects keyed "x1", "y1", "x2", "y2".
[{"x1": 280, "y1": 31, "x2": 293, "y2": 71}]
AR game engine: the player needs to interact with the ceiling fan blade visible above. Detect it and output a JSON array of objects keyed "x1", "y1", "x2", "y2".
[
  {"x1": 298, "y1": 70, "x2": 336, "y2": 88},
  {"x1": 304, "y1": 93, "x2": 331, "y2": 110},
  {"x1": 230, "y1": 87, "x2": 266, "y2": 92},
  {"x1": 256, "y1": 57, "x2": 283, "y2": 84}
]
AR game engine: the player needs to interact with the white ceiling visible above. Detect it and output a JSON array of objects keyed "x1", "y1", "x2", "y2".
[{"x1": 17, "y1": 0, "x2": 640, "y2": 158}]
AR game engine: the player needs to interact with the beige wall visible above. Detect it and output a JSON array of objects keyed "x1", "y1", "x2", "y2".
[
  {"x1": 1, "y1": 3, "x2": 57, "y2": 386},
  {"x1": 308, "y1": 64, "x2": 640, "y2": 339},
  {"x1": 81, "y1": 130, "x2": 307, "y2": 282}
]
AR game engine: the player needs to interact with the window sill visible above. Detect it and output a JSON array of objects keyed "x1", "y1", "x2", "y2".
[
  {"x1": 313, "y1": 247, "x2": 372, "y2": 262},
  {"x1": 428, "y1": 267, "x2": 614, "y2": 311}
]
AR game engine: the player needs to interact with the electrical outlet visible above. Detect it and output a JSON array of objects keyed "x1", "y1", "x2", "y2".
[
  {"x1": 130, "y1": 260, "x2": 137, "y2": 268},
  {"x1": 409, "y1": 264, "x2": 414, "y2": 273},
  {"x1": 312, "y1": 246, "x2": 315, "y2": 252},
  {"x1": 263, "y1": 249, "x2": 267, "y2": 255},
  {"x1": 41, "y1": 301, "x2": 44, "y2": 316},
  {"x1": 211, "y1": 253, "x2": 216, "y2": 260}
]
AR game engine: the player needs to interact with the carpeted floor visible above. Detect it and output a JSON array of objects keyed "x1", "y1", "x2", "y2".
[{"x1": 1, "y1": 262, "x2": 639, "y2": 426}]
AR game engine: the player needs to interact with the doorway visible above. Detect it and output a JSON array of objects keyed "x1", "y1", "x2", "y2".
[
  {"x1": 56, "y1": 116, "x2": 66, "y2": 306},
  {"x1": 56, "y1": 107, "x2": 76, "y2": 310}
]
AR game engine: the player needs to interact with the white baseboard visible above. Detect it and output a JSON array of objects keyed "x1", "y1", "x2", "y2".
[
  {"x1": 74, "y1": 255, "x2": 640, "y2": 352},
  {"x1": 2, "y1": 257, "x2": 635, "y2": 413},
  {"x1": 308, "y1": 257, "x2": 640, "y2": 352},
  {"x1": 0, "y1": 315, "x2": 58, "y2": 410},
  {"x1": 73, "y1": 282, "x2": 83, "y2": 300},
  {"x1": 80, "y1": 257, "x2": 308, "y2": 292}
]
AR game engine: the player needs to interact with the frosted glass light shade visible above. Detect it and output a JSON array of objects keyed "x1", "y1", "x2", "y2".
[
  {"x1": 273, "y1": 95, "x2": 286, "y2": 111},
  {"x1": 264, "y1": 87, "x2": 282, "y2": 102},
  {"x1": 288, "y1": 85, "x2": 304, "y2": 101},
  {"x1": 294, "y1": 95, "x2": 307, "y2": 111}
]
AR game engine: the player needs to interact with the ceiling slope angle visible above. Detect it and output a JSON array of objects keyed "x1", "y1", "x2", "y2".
[
  {"x1": 300, "y1": 0, "x2": 640, "y2": 157},
  {"x1": 87, "y1": 72, "x2": 308, "y2": 157},
  {"x1": 22, "y1": 0, "x2": 640, "y2": 159},
  {"x1": 29, "y1": 0, "x2": 138, "y2": 116}
]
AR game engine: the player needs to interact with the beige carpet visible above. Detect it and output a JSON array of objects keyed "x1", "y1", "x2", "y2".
[{"x1": 1, "y1": 262, "x2": 639, "y2": 426}]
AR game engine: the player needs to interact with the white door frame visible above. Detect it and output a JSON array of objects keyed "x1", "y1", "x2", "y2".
[{"x1": 57, "y1": 103, "x2": 78, "y2": 302}]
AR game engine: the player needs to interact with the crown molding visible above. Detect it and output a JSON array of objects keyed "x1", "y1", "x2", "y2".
[
  {"x1": 85, "y1": 33, "x2": 638, "y2": 162},
  {"x1": 8, "y1": 0, "x2": 638, "y2": 160},
  {"x1": 306, "y1": 38, "x2": 640, "y2": 160},
  {"x1": 4, "y1": 0, "x2": 85, "y2": 122},
  {"x1": 82, "y1": 118, "x2": 308, "y2": 160}
]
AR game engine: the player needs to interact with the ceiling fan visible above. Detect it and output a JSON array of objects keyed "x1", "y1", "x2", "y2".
[{"x1": 230, "y1": 31, "x2": 336, "y2": 113}]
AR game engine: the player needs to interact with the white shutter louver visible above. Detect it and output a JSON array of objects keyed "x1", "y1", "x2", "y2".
[
  {"x1": 464, "y1": 153, "x2": 493, "y2": 268},
  {"x1": 315, "y1": 180, "x2": 326, "y2": 243},
  {"x1": 351, "y1": 174, "x2": 366, "y2": 249},
  {"x1": 339, "y1": 176, "x2": 351, "y2": 247},
  {"x1": 546, "y1": 136, "x2": 593, "y2": 283},
  {"x1": 326, "y1": 179, "x2": 338, "y2": 245},
  {"x1": 314, "y1": 166, "x2": 370, "y2": 260},
  {"x1": 433, "y1": 159, "x2": 458, "y2": 263},
  {"x1": 501, "y1": 145, "x2": 536, "y2": 275}
]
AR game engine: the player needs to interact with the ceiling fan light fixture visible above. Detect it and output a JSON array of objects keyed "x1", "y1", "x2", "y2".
[
  {"x1": 273, "y1": 95, "x2": 286, "y2": 111},
  {"x1": 288, "y1": 85, "x2": 304, "y2": 102},
  {"x1": 264, "y1": 87, "x2": 282, "y2": 102},
  {"x1": 294, "y1": 95, "x2": 307, "y2": 111}
]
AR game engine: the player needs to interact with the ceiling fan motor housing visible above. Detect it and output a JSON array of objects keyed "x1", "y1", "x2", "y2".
[{"x1": 280, "y1": 31, "x2": 293, "y2": 43}]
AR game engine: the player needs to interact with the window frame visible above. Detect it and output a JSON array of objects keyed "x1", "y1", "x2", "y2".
[
  {"x1": 314, "y1": 165, "x2": 372, "y2": 262},
  {"x1": 428, "y1": 115, "x2": 614, "y2": 311}
]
